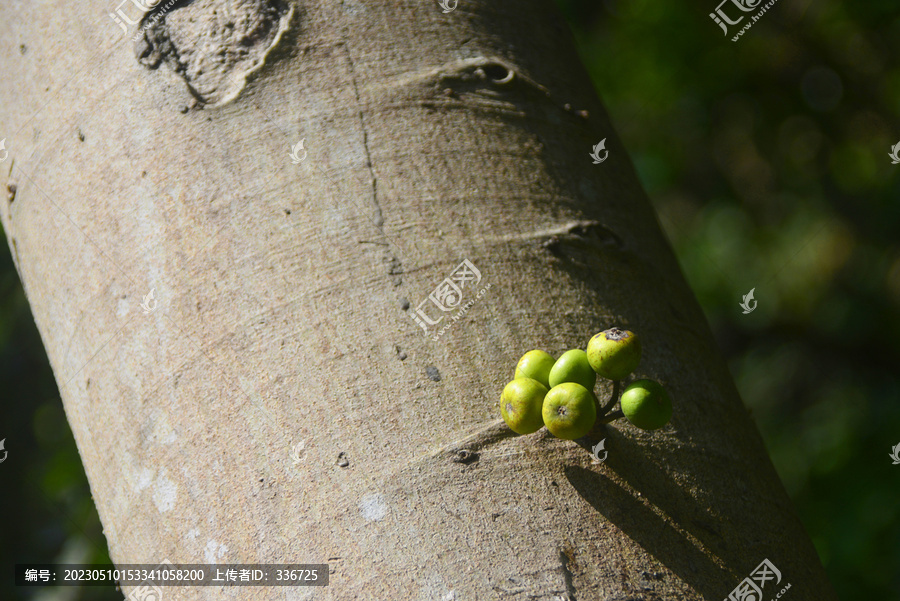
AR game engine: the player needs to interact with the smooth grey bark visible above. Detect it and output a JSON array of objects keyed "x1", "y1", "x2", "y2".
[{"x1": 0, "y1": 0, "x2": 836, "y2": 599}]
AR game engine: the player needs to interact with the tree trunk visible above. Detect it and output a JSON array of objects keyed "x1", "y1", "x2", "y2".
[{"x1": 1, "y1": 0, "x2": 836, "y2": 599}]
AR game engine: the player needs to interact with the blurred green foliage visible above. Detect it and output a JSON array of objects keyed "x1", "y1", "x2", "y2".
[
  {"x1": 0, "y1": 236, "x2": 118, "y2": 600},
  {"x1": 2, "y1": 1, "x2": 899, "y2": 599},
  {"x1": 556, "y1": 0, "x2": 900, "y2": 597}
]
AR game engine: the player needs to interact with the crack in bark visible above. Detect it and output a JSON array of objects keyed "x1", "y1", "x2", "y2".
[{"x1": 343, "y1": 43, "x2": 404, "y2": 285}]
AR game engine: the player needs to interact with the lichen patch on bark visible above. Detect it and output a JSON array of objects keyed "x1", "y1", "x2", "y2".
[{"x1": 135, "y1": 0, "x2": 293, "y2": 107}]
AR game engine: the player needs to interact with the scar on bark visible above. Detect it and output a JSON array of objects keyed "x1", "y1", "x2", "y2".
[
  {"x1": 134, "y1": 0, "x2": 294, "y2": 108},
  {"x1": 435, "y1": 57, "x2": 550, "y2": 99},
  {"x1": 486, "y1": 220, "x2": 624, "y2": 255},
  {"x1": 428, "y1": 418, "x2": 517, "y2": 464}
]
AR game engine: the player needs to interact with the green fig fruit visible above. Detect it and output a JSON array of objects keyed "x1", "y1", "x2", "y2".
[
  {"x1": 548, "y1": 349, "x2": 597, "y2": 390},
  {"x1": 542, "y1": 382, "x2": 597, "y2": 440},
  {"x1": 620, "y1": 379, "x2": 672, "y2": 430},
  {"x1": 587, "y1": 327, "x2": 641, "y2": 380},
  {"x1": 514, "y1": 350, "x2": 555, "y2": 389},
  {"x1": 500, "y1": 378, "x2": 549, "y2": 435}
]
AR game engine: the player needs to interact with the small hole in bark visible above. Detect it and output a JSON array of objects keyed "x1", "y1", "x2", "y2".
[
  {"x1": 483, "y1": 63, "x2": 513, "y2": 83},
  {"x1": 452, "y1": 449, "x2": 479, "y2": 464}
]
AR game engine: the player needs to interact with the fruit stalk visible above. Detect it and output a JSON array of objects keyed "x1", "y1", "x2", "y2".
[
  {"x1": 596, "y1": 409, "x2": 625, "y2": 425},
  {"x1": 596, "y1": 379, "x2": 621, "y2": 418}
]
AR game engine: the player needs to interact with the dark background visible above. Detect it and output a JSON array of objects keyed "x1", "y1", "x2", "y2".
[{"x1": 2, "y1": 0, "x2": 899, "y2": 599}]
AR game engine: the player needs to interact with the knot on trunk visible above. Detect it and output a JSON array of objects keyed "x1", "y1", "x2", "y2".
[{"x1": 134, "y1": 0, "x2": 293, "y2": 107}]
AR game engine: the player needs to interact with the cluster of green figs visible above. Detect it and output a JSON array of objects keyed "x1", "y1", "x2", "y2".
[{"x1": 500, "y1": 328, "x2": 672, "y2": 440}]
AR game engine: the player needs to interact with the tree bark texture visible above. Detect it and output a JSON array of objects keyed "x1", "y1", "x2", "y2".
[{"x1": 0, "y1": 0, "x2": 837, "y2": 599}]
